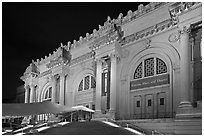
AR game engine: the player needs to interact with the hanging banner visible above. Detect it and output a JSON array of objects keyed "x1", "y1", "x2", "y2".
[{"x1": 130, "y1": 74, "x2": 170, "y2": 90}]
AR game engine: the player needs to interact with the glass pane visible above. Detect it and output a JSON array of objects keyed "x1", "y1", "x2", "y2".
[
  {"x1": 148, "y1": 99, "x2": 152, "y2": 106},
  {"x1": 136, "y1": 101, "x2": 140, "y2": 107},
  {"x1": 160, "y1": 98, "x2": 165, "y2": 105}
]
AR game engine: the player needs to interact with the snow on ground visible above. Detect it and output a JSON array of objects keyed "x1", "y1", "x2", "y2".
[
  {"x1": 14, "y1": 132, "x2": 26, "y2": 135},
  {"x1": 36, "y1": 126, "x2": 51, "y2": 132},
  {"x1": 57, "y1": 121, "x2": 70, "y2": 126},
  {"x1": 102, "y1": 121, "x2": 120, "y2": 127},
  {"x1": 125, "y1": 127, "x2": 144, "y2": 135},
  {"x1": 13, "y1": 125, "x2": 33, "y2": 133}
]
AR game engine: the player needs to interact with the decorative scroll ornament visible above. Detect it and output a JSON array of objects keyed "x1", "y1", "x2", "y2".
[{"x1": 145, "y1": 38, "x2": 151, "y2": 48}]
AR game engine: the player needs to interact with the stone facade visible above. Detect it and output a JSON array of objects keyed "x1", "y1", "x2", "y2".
[{"x1": 21, "y1": 2, "x2": 202, "y2": 122}]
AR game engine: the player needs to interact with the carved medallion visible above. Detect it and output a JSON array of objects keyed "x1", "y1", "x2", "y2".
[{"x1": 168, "y1": 31, "x2": 180, "y2": 43}]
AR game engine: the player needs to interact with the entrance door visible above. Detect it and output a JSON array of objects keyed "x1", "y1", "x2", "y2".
[
  {"x1": 145, "y1": 94, "x2": 153, "y2": 118},
  {"x1": 134, "y1": 96, "x2": 142, "y2": 119},
  {"x1": 157, "y1": 92, "x2": 166, "y2": 118}
]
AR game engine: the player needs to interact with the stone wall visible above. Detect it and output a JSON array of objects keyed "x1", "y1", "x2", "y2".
[{"x1": 117, "y1": 118, "x2": 202, "y2": 135}]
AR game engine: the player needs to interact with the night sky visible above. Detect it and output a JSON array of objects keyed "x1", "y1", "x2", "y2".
[{"x1": 2, "y1": 2, "x2": 149, "y2": 101}]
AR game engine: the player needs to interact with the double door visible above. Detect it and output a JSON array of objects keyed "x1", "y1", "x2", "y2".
[{"x1": 134, "y1": 92, "x2": 167, "y2": 119}]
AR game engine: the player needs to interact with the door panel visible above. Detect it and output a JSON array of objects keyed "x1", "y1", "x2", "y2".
[
  {"x1": 145, "y1": 94, "x2": 153, "y2": 118},
  {"x1": 157, "y1": 92, "x2": 166, "y2": 118},
  {"x1": 134, "y1": 96, "x2": 142, "y2": 119}
]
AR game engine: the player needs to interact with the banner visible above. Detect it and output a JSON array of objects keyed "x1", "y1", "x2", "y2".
[{"x1": 130, "y1": 74, "x2": 170, "y2": 90}]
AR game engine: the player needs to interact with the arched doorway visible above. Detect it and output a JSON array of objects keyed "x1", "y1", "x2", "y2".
[
  {"x1": 129, "y1": 55, "x2": 172, "y2": 119},
  {"x1": 39, "y1": 86, "x2": 52, "y2": 122}
]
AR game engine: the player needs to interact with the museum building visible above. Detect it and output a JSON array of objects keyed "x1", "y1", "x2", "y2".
[{"x1": 21, "y1": 2, "x2": 202, "y2": 134}]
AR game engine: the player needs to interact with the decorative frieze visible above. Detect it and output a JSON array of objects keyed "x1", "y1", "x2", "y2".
[
  {"x1": 169, "y1": 2, "x2": 198, "y2": 17},
  {"x1": 121, "y1": 18, "x2": 174, "y2": 47},
  {"x1": 39, "y1": 69, "x2": 52, "y2": 77},
  {"x1": 69, "y1": 51, "x2": 95, "y2": 66}
]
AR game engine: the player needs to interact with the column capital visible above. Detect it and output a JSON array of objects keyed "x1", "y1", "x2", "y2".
[
  {"x1": 109, "y1": 53, "x2": 117, "y2": 59},
  {"x1": 59, "y1": 73, "x2": 66, "y2": 78},
  {"x1": 51, "y1": 74, "x2": 58, "y2": 80},
  {"x1": 30, "y1": 83, "x2": 35, "y2": 88},
  {"x1": 179, "y1": 25, "x2": 191, "y2": 35},
  {"x1": 110, "y1": 52, "x2": 121, "y2": 64},
  {"x1": 24, "y1": 84, "x2": 29, "y2": 89},
  {"x1": 95, "y1": 58, "x2": 104, "y2": 64}
]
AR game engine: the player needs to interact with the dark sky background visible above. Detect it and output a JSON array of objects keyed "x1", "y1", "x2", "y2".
[{"x1": 2, "y1": 2, "x2": 149, "y2": 101}]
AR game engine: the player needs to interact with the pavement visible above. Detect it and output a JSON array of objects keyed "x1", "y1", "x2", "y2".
[{"x1": 37, "y1": 120, "x2": 138, "y2": 135}]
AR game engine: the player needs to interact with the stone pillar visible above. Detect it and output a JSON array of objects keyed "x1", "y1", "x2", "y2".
[
  {"x1": 178, "y1": 26, "x2": 193, "y2": 108},
  {"x1": 95, "y1": 59, "x2": 103, "y2": 114},
  {"x1": 109, "y1": 53, "x2": 117, "y2": 118},
  {"x1": 176, "y1": 26, "x2": 193, "y2": 117},
  {"x1": 51, "y1": 75, "x2": 57, "y2": 103},
  {"x1": 24, "y1": 85, "x2": 29, "y2": 103},
  {"x1": 59, "y1": 74, "x2": 65, "y2": 105},
  {"x1": 30, "y1": 84, "x2": 35, "y2": 103}
]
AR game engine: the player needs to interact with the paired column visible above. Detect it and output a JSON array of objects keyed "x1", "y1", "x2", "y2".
[
  {"x1": 95, "y1": 59, "x2": 103, "y2": 113},
  {"x1": 59, "y1": 74, "x2": 65, "y2": 105},
  {"x1": 109, "y1": 54, "x2": 117, "y2": 113},
  {"x1": 29, "y1": 84, "x2": 35, "y2": 103},
  {"x1": 178, "y1": 25, "x2": 193, "y2": 108},
  {"x1": 24, "y1": 85, "x2": 29, "y2": 103},
  {"x1": 51, "y1": 75, "x2": 57, "y2": 103}
]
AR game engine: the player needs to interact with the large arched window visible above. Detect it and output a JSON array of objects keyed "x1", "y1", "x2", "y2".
[
  {"x1": 43, "y1": 87, "x2": 52, "y2": 101},
  {"x1": 78, "y1": 75, "x2": 96, "y2": 92},
  {"x1": 134, "y1": 57, "x2": 167, "y2": 79}
]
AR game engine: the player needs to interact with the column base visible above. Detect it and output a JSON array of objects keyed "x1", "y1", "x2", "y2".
[
  {"x1": 107, "y1": 109, "x2": 116, "y2": 120},
  {"x1": 93, "y1": 110, "x2": 116, "y2": 120},
  {"x1": 178, "y1": 101, "x2": 193, "y2": 108},
  {"x1": 176, "y1": 101, "x2": 201, "y2": 119},
  {"x1": 93, "y1": 110, "x2": 102, "y2": 119}
]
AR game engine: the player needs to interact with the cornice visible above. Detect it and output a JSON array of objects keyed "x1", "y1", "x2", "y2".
[
  {"x1": 32, "y1": 3, "x2": 169, "y2": 67},
  {"x1": 39, "y1": 69, "x2": 52, "y2": 78},
  {"x1": 69, "y1": 52, "x2": 95, "y2": 66}
]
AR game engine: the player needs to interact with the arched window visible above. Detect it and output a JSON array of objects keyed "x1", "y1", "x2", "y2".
[
  {"x1": 156, "y1": 58, "x2": 167, "y2": 74},
  {"x1": 134, "y1": 62, "x2": 142, "y2": 79},
  {"x1": 78, "y1": 80, "x2": 83, "y2": 91},
  {"x1": 44, "y1": 87, "x2": 52, "y2": 101},
  {"x1": 134, "y1": 57, "x2": 167, "y2": 79},
  {"x1": 78, "y1": 75, "x2": 96, "y2": 92}
]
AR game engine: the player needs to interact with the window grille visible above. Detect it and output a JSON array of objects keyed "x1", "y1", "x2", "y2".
[
  {"x1": 134, "y1": 62, "x2": 143, "y2": 79},
  {"x1": 45, "y1": 91, "x2": 49, "y2": 99},
  {"x1": 45, "y1": 87, "x2": 52, "y2": 99},
  {"x1": 91, "y1": 76, "x2": 96, "y2": 88},
  {"x1": 134, "y1": 57, "x2": 167, "y2": 79},
  {"x1": 156, "y1": 58, "x2": 167, "y2": 74},
  {"x1": 144, "y1": 58, "x2": 154, "y2": 77},
  {"x1": 78, "y1": 79, "x2": 83, "y2": 91},
  {"x1": 84, "y1": 76, "x2": 90, "y2": 90},
  {"x1": 48, "y1": 87, "x2": 52, "y2": 98},
  {"x1": 78, "y1": 75, "x2": 96, "y2": 92}
]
